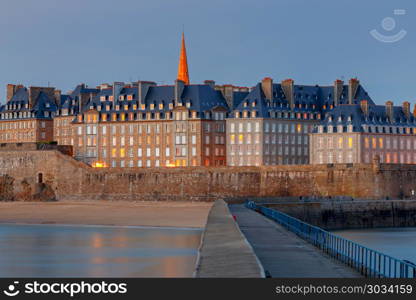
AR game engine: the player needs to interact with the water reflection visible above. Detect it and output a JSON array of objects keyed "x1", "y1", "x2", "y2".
[{"x1": 0, "y1": 224, "x2": 201, "y2": 277}]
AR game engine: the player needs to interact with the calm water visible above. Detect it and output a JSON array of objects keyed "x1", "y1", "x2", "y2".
[
  {"x1": 334, "y1": 227, "x2": 416, "y2": 263},
  {"x1": 0, "y1": 224, "x2": 202, "y2": 277}
]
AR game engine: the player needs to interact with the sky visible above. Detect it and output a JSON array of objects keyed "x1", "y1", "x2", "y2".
[{"x1": 0, "y1": 0, "x2": 415, "y2": 105}]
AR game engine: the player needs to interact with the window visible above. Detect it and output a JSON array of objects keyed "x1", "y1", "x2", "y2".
[
  {"x1": 348, "y1": 137, "x2": 353, "y2": 148},
  {"x1": 146, "y1": 148, "x2": 151, "y2": 157},
  {"x1": 338, "y1": 137, "x2": 343, "y2": 149}
]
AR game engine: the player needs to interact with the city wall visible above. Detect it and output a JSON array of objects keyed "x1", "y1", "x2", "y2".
[{"x1": 1, "y1": 150, "x2": 416, "y2": 201}]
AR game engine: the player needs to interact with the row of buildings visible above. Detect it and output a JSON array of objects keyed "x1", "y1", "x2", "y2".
[{"x1": 2, "y1": 35, "x2": 416, "y2": 168}]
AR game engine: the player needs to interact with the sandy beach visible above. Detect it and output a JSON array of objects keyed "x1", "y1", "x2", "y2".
[{"x1": 0, "y1": 201, "x2": 212, "y2": 228}]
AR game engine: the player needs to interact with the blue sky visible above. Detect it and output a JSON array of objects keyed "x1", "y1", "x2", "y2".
[{"x1": 0, "y1": 0, "x2": 415, "y2": 105}]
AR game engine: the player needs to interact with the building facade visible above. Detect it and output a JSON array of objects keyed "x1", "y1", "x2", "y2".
[
  {"x1": 0, "y1": 84, "x2": 58, "y2": 143},
  {"x1": 66, "y1": 80, "x2": 228, "y2": 168},
  {"x1": 226, "y1": 77, "x2": 373, "y2": 166},
  {"x1": 310, "y1": 100, "x2": 416, "y2": 164}
]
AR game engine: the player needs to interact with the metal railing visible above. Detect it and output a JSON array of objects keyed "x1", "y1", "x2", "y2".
[{"x1": 246, "y1": 201, "x2": 416, "y2": 278}]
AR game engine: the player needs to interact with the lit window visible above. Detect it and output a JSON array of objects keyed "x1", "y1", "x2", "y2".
[
  {"x1": 348, "y1": 137, "x2": 353, "y2": 148},
  {"x1": 338, "y1": 137, "x2": 343, "y2": 149}
]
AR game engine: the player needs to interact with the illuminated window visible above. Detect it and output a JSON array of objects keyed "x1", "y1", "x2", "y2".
[
  {"x1": 120, "y1": 148, "x2": 125, "y2": 158},
  {"x1": 112, "y1": 114, "x2": 117, "y2": 121},
  {"x1": 112, "y1": 148, "x2": 117, "y2": 158},
  {"x1": 230, "y1": 134, "x2": 235, "y2": 144},
  {"x1": 124, "y1": 105, "x2": 128, "y2": 111},
  {"x1": 297, "y1": 124, "x2": 302, "y2": 133},
  {"x1": 120, "y1": 114, "x2": 125, "y2": 121},
  {"x1": 238, "y1": 134, "x2": 243, "y2": 144},
  {"x1": 348, "y1": 137, "x2": 353, "y2": 148},
  {"x1": 338, "y1": 137, "x2": 343, "y2": 149},
  {"x1": 102, "y1": 114, "x2": 107, "y2": 121},
  {"x1": 379, "y1": 138, "x2": 384, "y2": 149},
  {"x1": 364, "y1": 137, "x2": 369, "y2": 148},
  {"x1": 372, "y1": 137, "x2": 377, "y2": 149}
]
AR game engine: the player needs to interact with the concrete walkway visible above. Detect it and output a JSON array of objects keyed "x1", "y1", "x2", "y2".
[
  {"x1": 195, "y1": 200, "x2": 264, "y2": 277},
  {"x1": 229, "y1": 204, "x2": 361, "y2": 278}
]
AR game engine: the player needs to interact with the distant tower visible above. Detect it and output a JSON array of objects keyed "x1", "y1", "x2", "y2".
[{"x1": 177, "y1": 32, "x2": 190, "y2": 85}]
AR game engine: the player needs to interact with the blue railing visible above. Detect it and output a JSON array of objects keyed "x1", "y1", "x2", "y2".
[{"x1": 246, "y1": 201, "x2": 416, "y2": 278}]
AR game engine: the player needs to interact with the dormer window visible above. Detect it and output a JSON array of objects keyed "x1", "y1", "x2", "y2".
[
  {"x1": 127, "y1": 94, "x2": 133, "y2": 101},
  {"x1": 45, "y1": 103, "x2": 50, "y2": 108},
  {"x1": 159, "y1": 103, "x2": 164, "y2": 109},
  {"x1": 252, "y1": 101, "x2": 256, "y2": 107},
  {"x1": 150, "y1": 103, "x2": 155, "y2": 110},
  {"x1": 124, "y1": 104, "x2": 129, "y2": 111},
  {"x1": 243, "y1": 102, "x2": 248, "y2": 107},
  {"x1": 100, "y1": 96, "x2": 106, "y2": 101}
]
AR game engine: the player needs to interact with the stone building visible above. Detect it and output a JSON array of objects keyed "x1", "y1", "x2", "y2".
[
  {"x1": 226, "y1": 77, "x2": 373, "y2": 166},
  {"x1": 55, "y1": 34, "x2": 230, "y2": 168},
  {"x1": 69, "y1": 80, "x2": 228, "y2": 168},
  {"x1": 310, "y1": 100, "x2": 416, "y2": 164},
  {"x1": 0, "y1": 84, "x2": 58, "y2": 143},
  {"x1": 54, "y1": 84, "x2": 99, "y2": 146}
]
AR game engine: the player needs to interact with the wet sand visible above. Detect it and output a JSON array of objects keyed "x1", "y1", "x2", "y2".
[{"x1": 0, "y1": 201, "x2": 212, "y2": 228}]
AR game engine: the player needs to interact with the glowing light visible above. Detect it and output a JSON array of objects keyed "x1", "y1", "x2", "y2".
[
  {"x1": 166, "y1": 163, "x2": 176, "y2": 167},
  {"x1": 92, "y1": 161, "x2": 107, "y2": 168}
]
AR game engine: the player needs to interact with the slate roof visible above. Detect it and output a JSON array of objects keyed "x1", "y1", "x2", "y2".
[
  {"x1": 316, "y1": 102, "x2": 416, "y2": 133},
  {"x1": 79, "y1": 84, "x2": 229, "y2": 117},
  {"x1": 231, "y1": 82, "x2": 375, "y2": 118},
  {"x1": 0, "y1": 87, "x2": 57, "y2": 119}
]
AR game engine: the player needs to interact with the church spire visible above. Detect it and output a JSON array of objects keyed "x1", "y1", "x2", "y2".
[{"x1": 177, "y1": 32, "x2": 190, "y2": 85}]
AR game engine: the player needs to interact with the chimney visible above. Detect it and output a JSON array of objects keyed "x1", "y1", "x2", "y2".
[
  {"x1": 386, "y1": 101, "x2": 394, "y2": 122},
  {"x1": 6, "y1": 84, "x2": 17, "y2": 102},
  {"x1": 113, "y1": 82, "x2": 124, "y2": 102},
  {"x1": 28, "y1": 86, "x2": 55, "y2": 108},
  {"x1": 360, "y1": 99, "x2": 369, "y2": 117},
  {"x1": 348, "y1": 78, "x2": 360, "y2": 104},
  {"x1": 204, "y1": 80, "x2": 215, "y2": 89},
  {"x1": 281, "y1": 79, "x2": 294, "y2": 109},
  {"x1": 138, "y1": 81, "x2": 156, "y2": 106},
  {"x1": 333, "y1": 79, "x2": 344, "y2": 106},
  {"x1": 223, "y1": 85, "x2": 234, "y2": 110},
  {"x1": 174, "y1": 79, "x2": 185, "y2": 105},
  {"x1": 54, "y1": 89, "x2": 62, "y2": 106},
  {"x1": 402, "y1": 101, "x2": 411, "y2": 119},
  {"x1": 261, "y1": 77, "x2": 273, "y2": 100}
]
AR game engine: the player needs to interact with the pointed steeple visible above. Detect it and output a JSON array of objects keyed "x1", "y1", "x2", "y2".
[{"x1": 177, "y1": 32, "x2": 190, "y2": 85}]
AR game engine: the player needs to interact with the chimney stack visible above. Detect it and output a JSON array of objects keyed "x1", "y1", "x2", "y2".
[
  {"x1": 28, "y1": 86, "x2": 55, "y2": 108},
  {"x1": 138, "y1": 81, "x2": 156, "y2": 106},
  {"x1": 281, "y1": 79, "x2": 294, "y2": 110},
  {"x1": 174, "y1": 79, "x2": 185, "y2": 105},
  {"x1": 386, "y1": 101, "x2": 394, "y2": 122},
  {"x1": 6, "y1": 84, "x2": 20, "y2": 102},
  {"x1": 54, "y1": 89, "x2": 62, "y2": 106},
  {"x1": 261, "y1": 77, "x2": 273, "y2": 101},
  {"x1": 204, "y1": 80, "x2": 215, "y2": 89},
  {"x1": 360, "y1": 99, "x2": 369, "y2": 117},
  {"x1": 333, "y1": 79, "x2": 344, "y2": 106},
  {"x1": 348, "y1": 78, "x2": 360, "y2": 104},
  {"x1": 402, "y1": 101, "x2": 410, "y2": 119}
]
